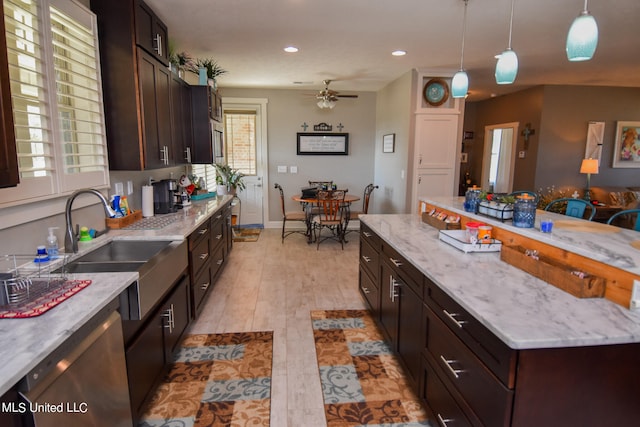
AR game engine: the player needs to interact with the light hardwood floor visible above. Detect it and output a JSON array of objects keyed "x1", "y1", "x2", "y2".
[{"x1": 188, "y1": 227, "x2": 367, "y2": 427}]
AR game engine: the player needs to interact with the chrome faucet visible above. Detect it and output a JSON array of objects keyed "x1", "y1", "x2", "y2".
[{"x1": 64, "y1": 189, "x2": 117, "y2": 253}]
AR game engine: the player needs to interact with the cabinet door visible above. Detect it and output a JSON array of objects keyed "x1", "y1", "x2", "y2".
[
  {"x1": 379, "y1": 261, "x2": 399, "y2": 350},
  {"x1": 397, "y1": 281, "x2": 423, "y2": 385},
  {"x1": 359, "y1": 266, "x2": 380, "y2": 315},
  {"x1": 163, "y1": 275, "x2": 190, "y2": 359},
  {"x1": 135, "y1": 0, "x2": 169, "y2": 65},
  {"x1": 138, "y1": 48, "x2": 173, "y2": 168},
  {"x1": 170, "y1": 73, "x2": 191, "y2": 165},
  {"x1": 0, "y1": 5, "x2": 18, "y2": 188},
  {"x1": 190, "y1": 86, "x2": 214, "y2": 164},
  {"x1": 125, "y1": 312, "x2": 164, "y2": 418}
]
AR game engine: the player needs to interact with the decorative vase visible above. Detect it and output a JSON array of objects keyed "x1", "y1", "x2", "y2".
[
  {"x1": 198, "y1": 67, "x2": 207, "y2": 85},
  {"x1": 216, "y1": 185, "x2": 227, "y2": 196}
]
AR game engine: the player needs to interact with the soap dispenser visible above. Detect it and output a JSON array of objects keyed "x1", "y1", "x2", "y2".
[{"x1": 46, "y1": 227, "x2": 59, "y2": 259}]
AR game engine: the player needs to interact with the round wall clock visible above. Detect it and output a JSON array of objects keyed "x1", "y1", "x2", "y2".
[{"x1": 423, "y1": 78, "x2": 450, "y2": 107}]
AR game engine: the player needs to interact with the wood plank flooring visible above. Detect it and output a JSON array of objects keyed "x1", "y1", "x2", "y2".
[{"x1": 188, "y1": 228, "x2": 366, "y2": 427}]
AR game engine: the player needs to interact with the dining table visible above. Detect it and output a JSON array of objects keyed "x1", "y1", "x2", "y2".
[{"x1": 291, "y1": 194, "x2": 361, "y2": 243}]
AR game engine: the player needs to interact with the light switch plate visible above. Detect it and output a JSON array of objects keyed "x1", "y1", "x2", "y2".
[
  {"x1": 114, "y1": 182, "x2": 123, "y2": 195},
  {"x1": 290, "y1": 166, "x2": 298, "y2": 174},
  {"x1": 277, "y1": 165, "x2": 287, "y2": 173},
  {"x1": 126, "y1": 181, "x2": 133, "y2": 195}
]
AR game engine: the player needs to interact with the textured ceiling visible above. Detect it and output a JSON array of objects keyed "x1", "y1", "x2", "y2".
[{"x1": 145, "y1": 0, "x2": 640, "y2": 102}]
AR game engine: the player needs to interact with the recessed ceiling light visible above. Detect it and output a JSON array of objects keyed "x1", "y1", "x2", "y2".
[
  {"x1": 391, "y1": 50, "x2": 407, "y2": 56},
  {"x1": 284, "y1": 46, "x2": 299, "y2": 53}
]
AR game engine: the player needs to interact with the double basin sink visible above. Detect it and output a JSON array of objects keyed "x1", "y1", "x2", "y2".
[{"x1": 61, "y1": 239, "x2": 187, "y2": 320}]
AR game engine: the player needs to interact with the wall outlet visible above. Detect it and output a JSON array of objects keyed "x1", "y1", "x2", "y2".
[
  {"x1": 518, "y1": 151, "x2": 526, "y2": 158},
  {"x1": 114, "y1": 182, "x2": 123, "y2": 195},
  {"x1": 126, "y1": 180, "x2": 133, "y2": 195},
  {"x1": 290, "y1": 166, "x2": 298, "y2": 174}
]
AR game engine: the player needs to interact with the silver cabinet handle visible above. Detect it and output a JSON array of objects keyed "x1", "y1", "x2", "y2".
[
  {"x1": 436, "y1": 413, "x2": 452, "y2": 427},
  {"x1": 361, "y1": 255, "x2": 371, "y2": 263},
  {"x1": 215, "y1": 234, "x2": 223, "y2": 240},
  {"x1": 160, "y1": 146, "x2": 169, "y2": 165},
  {"x1": 199, "y1": 253, "x2": 209, "y2": 260},
  {"x1": 361, "y1": 286, "x2": 370, "y2": 294},
  {"x1": 439, "y1": 355, "x2": 464, "y2": 379},
  {"x1": 362, "y1": 231, "x2": 372, "y2": 237},
  {"x1": 390, "y1": 275, "x2": 400, "y2": 302},
  {"x1": 198, "y1": 228, "x2": 208, "y2": 235},
  {"x1": 389, "y1": 257, "x2": 403, "y2": 267},
  {"x1": 154, "y1": 33, "x2": 162, "y2": 56},
  {"x1": 201, "y1": 282, "x2": 210, "y2": 291},
  {"x1": 163, "y1": 304, "x2": 175, "y2": 333},
  {"x1": 216, "y1": 258, "x2": 223, "y2": 265},
  {"x1": 443, "y1": 309, "x2": 467, "y2": 328},
  {"x1": 216, "y1": 214, "x2": 222, "y2": 219},
  {"x1": 185, "y1": 147, "x2": 191, "y2": 163}
]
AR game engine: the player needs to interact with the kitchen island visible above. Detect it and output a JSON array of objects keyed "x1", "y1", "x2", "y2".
[
  {"x1": 0, "y1": 195, "x2": 234, "y2": 424},
  {"x1": 359, "y1": 200, "x2": 640, "y2": 426}
]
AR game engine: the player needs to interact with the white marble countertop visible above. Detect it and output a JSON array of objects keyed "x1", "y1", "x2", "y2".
[
  {"x1": 0, "y1": 196, "x2": 233, "y2": 397},
  {"x1": 422, "y1": 196, "x2": 640, "y2": 275},
  {"x1": 360, "y1": 211, "x2": 640, "y2": 351}
]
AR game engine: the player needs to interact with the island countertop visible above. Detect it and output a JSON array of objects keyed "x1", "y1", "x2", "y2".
[
  {"x1": 360, "y1": 210, "x2": 640, "y2": 351},
  {"x1": 0, "y1": 195, "x2": 234, "y2": 397}
]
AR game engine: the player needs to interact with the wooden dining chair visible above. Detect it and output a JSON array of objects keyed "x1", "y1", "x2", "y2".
[
  {"x1": 544, "y1": 198, "x2": 596, "y2": 221},
  {"x1": 606, "y1": 208, "x2": 640, "y2": 231},
  {"x1": 345, "y1": 184, "x2": 378, "y2": 237},
  {"x1": 312, "y1": 190, "x2": 346, "y2": 249},
  {"x1": 274, "y1": 183, "x2": 307, "y2": 243}
]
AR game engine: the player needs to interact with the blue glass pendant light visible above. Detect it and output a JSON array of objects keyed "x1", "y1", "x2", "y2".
[
  {"x1": 451, "y1": 0, "x2": 469, "y2": 98},
  {"x1": 495, "y1": 0, "x2": 518, "y2": 84},
  {"x1": 566, "y1": 0, "x2": 598, "y2": 61}
]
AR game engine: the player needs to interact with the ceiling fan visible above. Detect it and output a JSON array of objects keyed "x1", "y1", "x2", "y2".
[{"x1": 315, "y1": 79, "x2": 358, "y2": 109}]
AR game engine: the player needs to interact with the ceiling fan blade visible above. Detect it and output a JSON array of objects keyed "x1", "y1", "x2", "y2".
[{"x1": 337, "y1": 94, "x2": 358, "y2": 98}]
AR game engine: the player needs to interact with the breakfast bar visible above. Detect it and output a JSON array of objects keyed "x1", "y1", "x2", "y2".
[{"x1": 358, "y1": 198, "x2": 640, "y2": 426}]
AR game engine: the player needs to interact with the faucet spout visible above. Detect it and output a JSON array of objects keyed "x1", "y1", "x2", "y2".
[{"x1": 65, "y1": 189, "x2": 117, "y2": 253}]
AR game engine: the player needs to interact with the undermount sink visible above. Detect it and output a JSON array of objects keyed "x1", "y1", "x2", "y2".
[
  {"x1": 60, "y1": 239, "x2": 188, "y2": 320},
  {"x1": 62, "y1": 240, "x2": 173, "y2": 273}
]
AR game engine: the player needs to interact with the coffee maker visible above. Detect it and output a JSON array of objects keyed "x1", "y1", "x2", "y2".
[{"x1": 152, "y1": 179, "x2": 177, "y2": 214}]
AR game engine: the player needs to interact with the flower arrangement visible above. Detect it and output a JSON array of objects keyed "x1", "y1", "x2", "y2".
[{"x1": 536, "y1": 185, "x2": 574, "y2": 210}]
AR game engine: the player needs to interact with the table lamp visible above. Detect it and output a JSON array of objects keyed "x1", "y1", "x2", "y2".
[{"x1": 580, "y1": 158, "x2": 599, "y2": 201}]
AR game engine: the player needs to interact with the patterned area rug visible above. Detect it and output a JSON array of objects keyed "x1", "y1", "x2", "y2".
[
  {"x1": 311, "y1": 310, "x2": 431, "y2": 427},
  {"x1": 139, "y1": 331, "x2": 273, "y2": 427}
]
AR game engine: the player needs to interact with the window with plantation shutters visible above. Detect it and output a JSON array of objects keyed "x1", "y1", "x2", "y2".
[{"x1": 0, "y1": 0, "x2": 108, "y2": 208}]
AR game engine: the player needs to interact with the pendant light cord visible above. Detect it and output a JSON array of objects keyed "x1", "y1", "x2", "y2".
[
  {"x1": 459, "y1": 0, "x2": 468, "y2": 69},
  {"x1": 507, "y1": 0, "x2": 515, "y2": 49}
]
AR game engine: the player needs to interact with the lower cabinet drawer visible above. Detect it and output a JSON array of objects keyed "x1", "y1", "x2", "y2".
[
  {"x1": 359, "y1": 265, "x2": 379, "y2": 313},
  {"x1": 190, "y1": 233, "x2": 210, "y2": 276},
  {"x1": 426, "y1": 305, "x2": 513, "y2": 427},
  {"x1": 210, "y1": 244, "x2": 225, "y2": 279},
  {"x1": 192, "y1": 264, "x2": 213, "y2": 314},
  {"x1": 422, "y1": 357, "x2": 474, "y2": 427}
]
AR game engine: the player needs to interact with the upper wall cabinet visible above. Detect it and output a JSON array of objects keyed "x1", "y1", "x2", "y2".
[
  {"x1": 91, "y1": 0, "x2": 178, "y2": 170},
  {"x1": 134, "y1": 0, "x2": 169, "y2": 66},
  {"x1": 0, "y1": 3, "x2": 18, "y2": 188}
]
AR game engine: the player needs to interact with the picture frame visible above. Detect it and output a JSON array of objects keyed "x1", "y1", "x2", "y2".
[
  {"x1": 297, "y1": 132, "x2": 348, "y2": 155},
  {"x1": 383, "y1": 134, "x2": 395, "y2": 153},
  {"x1": 612, "y1": 121, "x2": 640, "y2": 168}
]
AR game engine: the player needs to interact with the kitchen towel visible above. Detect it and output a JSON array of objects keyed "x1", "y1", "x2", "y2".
[{"x1": 142, "y1": 185, "x2": 154, "y2": 217}]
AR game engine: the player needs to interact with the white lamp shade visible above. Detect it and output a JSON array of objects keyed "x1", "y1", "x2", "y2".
[
  {"x1": 566, "y1": 13, "x2": 598, "y2": 61},
  {"x1": 451, "y1": 71, "x2": 469, "y2": 98},
  {"x1": 580, "y1": 158, "x2": 599, "y2": 174},
  {"x1": 495, "y1": 49, "x2": 518, "y2": 84}
]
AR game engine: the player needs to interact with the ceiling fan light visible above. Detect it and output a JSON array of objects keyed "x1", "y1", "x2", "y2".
[
  {"x1": 495, "y1": 49, "x2": 518, "y2": 84},
  {"x1": 566, "y1": 12, "x2": 598, "y2": 61},
  {"x1": 451, "y1": 70, "x2": 469, "y2": 98}
]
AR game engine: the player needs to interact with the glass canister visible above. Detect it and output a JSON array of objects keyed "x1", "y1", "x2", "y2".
[
  {"x1": 513, "y1": 194, "x2": 536, "y2": 228},
  {"x1": 464, "y1": 186, "x2": 481, "y2": 213}
]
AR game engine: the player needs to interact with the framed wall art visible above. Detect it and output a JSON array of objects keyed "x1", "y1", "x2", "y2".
[
  {"x1": 297, "y1": 132, "x2": 348, "y2": 155},
  {"x1": 612, "y1": 121, "x2": 640, "y2": 168},
  {"x1": 383, "y1": 134, "x2": 395, "y2": 153}
]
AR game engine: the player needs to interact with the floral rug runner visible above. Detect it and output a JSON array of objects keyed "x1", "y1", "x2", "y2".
[
  {"x1": 311, "y1": 309, "x2": 432, "y2": 426},
  {"x1": 139, "y1": 331, "x2": 273, "y2": 427}
]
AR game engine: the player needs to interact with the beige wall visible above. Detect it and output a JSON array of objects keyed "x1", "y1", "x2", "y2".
[{"x1": 219, "y1": 87, "x2": 377, "y2": 223}]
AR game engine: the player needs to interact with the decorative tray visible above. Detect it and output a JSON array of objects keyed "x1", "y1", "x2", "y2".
[{"x1": 438, "y1": 230, "x2": 502, "y2": 253}]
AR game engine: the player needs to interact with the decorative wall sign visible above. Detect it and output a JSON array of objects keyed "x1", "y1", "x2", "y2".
[
  {"x1": 313, "y1": 122, "x2": 332, "y2": 131},
  {"x1": 383, "y1": 134, "x2": 395, "y2": 153},
  {"x1": 297, "y1": 133, "x2": 348, "y2": 155},
  {"x1": 612, "y1": 121, "x2": 640, "y2": 168}
]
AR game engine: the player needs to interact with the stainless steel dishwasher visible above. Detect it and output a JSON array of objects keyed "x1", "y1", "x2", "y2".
[{"x1": 18, "y1": 301, "x2": 132, "y2": 427}]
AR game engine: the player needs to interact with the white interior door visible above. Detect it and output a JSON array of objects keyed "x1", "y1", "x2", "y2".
[{"x1": 222, "y1": 98, "x2": 269, "y2": 226}]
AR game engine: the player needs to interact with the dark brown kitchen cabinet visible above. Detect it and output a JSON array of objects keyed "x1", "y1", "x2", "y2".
[
  {"x1": 358, "y1": 223, "x2": 381, "y2": 316},
  {"x1": 91, "y1": 0, "x2": 175, "y2": 170},
  {"x1": 379, "y1": 249, "x2": 423, "y2": 387},
  {"x1": 0, "y1": 4, "x2": 18, "y2": 188},
  {"x1": 125, "y1": 273, "x2": 190, "y2": 421},
  {"x1": 190, "y1": 86, "x2": 215, "y2": 164},
  {"x1": 171, "y1": 73, "x2": 192, "y2": 164},
  {"x1": 134, "y1": 0, "x2": 169, "y2": 66}
]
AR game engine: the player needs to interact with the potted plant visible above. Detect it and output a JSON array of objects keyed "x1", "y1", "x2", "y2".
[
  {"x1": 214, "y1": 163, "x2": 245, "y2": 195},
  {"x1": 195, "y1": 58, "x2": 227, "y2": 88}
]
